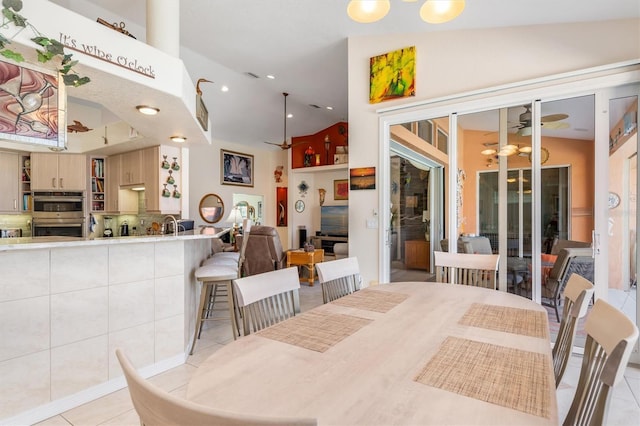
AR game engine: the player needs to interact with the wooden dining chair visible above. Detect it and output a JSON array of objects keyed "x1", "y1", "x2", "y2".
[
  {"x1": 563, "y1": 299, "x2": 639, "y2": 426},
  {"x1": 116, "y1": 348, "x2": 316, "y2": 426},
  {"x1": 233, "y1": 267, "x2": 301, "y2": 335},
  {"x1": 434, "y1": 251, "x2": 499, "y2": 289},
  {"x1": 315, "y1": 257, "x2": 362, "y2": 303},
  {"x1": 552, "y1": 273, "x2": 594, "y2": 387}
]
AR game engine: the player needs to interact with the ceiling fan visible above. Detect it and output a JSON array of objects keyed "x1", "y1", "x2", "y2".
[
  {"x1": 511, "y1": 105, "x2": 570, "y2": 136},
  {"x1": 264, "y1": 92, "x2": 295, "y2": 150}
]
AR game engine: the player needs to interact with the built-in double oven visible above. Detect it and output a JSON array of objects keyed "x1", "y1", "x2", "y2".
[{"x1": 31, "y1": 191, "x2": 86, "y2": 237}]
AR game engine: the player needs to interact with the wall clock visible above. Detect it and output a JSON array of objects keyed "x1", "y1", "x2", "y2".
[
  {"x1": 608, "y1": 192, "x2": 621, "y2": 209},
  {"x1": 295, "y1": 199, "x2": 305, "y2": 213},
  {"x1": 528, "y1": 147, "x2": 549, "y2": 165}
]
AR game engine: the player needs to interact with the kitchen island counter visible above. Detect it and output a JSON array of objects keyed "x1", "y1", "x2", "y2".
[
  {"x1": 0, "y1": 231, "x2": 216, "y2": 424},
  {"x1": 0, "y1": 230, "x2": 215, "y2": 252}
]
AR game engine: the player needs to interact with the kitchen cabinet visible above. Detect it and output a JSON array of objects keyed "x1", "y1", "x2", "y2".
[
  {"x1": 105, "y1": 154, "x2": 137, "y2": 214},
  {"x1": 119, "y1": 150, "x2": 143, "y2": 185},
  {"x1": 31, "y1": 153, "x2": 86, "y2": 191},
  {"x1": 0, "y1": 151, "x2": 20, "y2": 212},
  {"x1": 405, "y1": 239, "x2": 430, "y2": 270},
  {"x1": 142, "y1": 145, "x2": 181, "y2": 214}
]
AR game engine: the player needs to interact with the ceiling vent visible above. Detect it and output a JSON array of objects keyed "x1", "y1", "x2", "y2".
[
  {"x1": 309, "y1": 104, "x2": 321, "y2": 109},
  {"x1": 244, "y1": 72, "x2": 260, "y2": 79}
]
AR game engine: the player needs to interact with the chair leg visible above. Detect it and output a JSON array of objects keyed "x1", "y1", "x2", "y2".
[
  {"x1": 554, "y1": 303, "x2": 560, "y2": 323},
  {"x1": 190, "y1": 281, "x2": 209, "y2": 355}
]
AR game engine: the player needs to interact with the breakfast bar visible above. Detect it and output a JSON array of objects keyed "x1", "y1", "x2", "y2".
[{"x1": 0, "y1": 232, "x2": 215, "y2": 423}]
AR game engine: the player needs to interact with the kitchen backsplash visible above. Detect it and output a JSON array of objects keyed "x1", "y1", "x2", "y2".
[{"x1": 0, "y1": 215, "x2": 32, "y2": 237}]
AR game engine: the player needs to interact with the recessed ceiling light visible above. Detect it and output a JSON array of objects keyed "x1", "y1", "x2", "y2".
[
  {"x1": 326, "y1": 106, "x2": 333, "y2": 110},
  {"x1": 221, "y1": 85, "x2": 229, "y2": 92},
  {"x1": 287, "y1": 113, "x2": 293, "y2": 119},
  {"x1": 266, "y1": 75, "x2": 275, "y2": 79},
  {"x1": 136, "y1": 105, "x2": 159, "y2": 115},
  {"x1": 170, "y1": 135, "x2": 187, "y2": 143}
]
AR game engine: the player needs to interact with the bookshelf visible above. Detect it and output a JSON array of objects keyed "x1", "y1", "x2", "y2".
[
  {"x1": 21, "y1": 155, "x2": 31, "y2": 211},
  {"x1": 90, "y1": 157, "x2": 105, "y2": 212}
]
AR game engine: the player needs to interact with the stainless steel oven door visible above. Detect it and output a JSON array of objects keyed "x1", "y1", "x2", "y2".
[
  {"x1": 32, "y1": 191, "x2": 85, "y2": 218},
  {"x1": 32, "y1": 218, "x2": 85, "y2": 238}
]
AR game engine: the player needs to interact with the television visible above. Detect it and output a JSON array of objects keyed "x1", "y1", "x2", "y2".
[{"x1": 320, "y1": 205, "x2": 348, "y2": 236}]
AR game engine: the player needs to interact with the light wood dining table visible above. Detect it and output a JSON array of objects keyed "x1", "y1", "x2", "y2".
[{"x1": 186, "y1": 282, "x2": 557, "y2": 425}]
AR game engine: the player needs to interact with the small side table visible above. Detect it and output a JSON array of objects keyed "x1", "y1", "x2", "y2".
[{"x1": 286, "y1": 249, "x2": 324, "y2": 286}]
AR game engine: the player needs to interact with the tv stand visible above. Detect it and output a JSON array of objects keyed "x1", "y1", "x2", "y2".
[{"x1": 310, "y1": 235, "x2": 348, "y2": 254}]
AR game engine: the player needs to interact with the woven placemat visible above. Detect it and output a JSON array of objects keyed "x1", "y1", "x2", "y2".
[
  {"x1": 415, "y1": 336, "x2": 551, "y2": 418},
  {"x1": 458, "y1": 303, "x2": 549, "y2": 339},
  {"x1": 257, "y1": 310, "x2": 372, "y2": 352},
  {"x1": 330, "y1": 289, "x2": 409, "y2": 313}
]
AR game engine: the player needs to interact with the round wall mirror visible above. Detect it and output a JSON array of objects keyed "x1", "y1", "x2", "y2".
[{"x1": 199, "y1": 193, "x2": 225, "y2": 223}]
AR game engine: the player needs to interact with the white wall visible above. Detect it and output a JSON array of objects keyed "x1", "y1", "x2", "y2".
[
  {"x1": 188, "y1": 139, "x2": 288, "y2": 245},
  {"x1": 348, "y1": 19, "x2": 640, "y2": 286}
]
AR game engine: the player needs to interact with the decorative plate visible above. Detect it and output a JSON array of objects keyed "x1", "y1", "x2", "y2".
[
  {"x1": 295, "y1": 200, "x2": 305, "y2": 213},
  {"x1": 608, "y1": 192, "x2": 621, "y2": 209},
  {"x1": 527, "y1": 147, "x2": 549, "y2": 165},
  {"x1": 297, "y1": 180, "x2": 309, "y2": 196}
]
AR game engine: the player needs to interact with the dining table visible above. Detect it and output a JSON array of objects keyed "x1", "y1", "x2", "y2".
[{"x1": 186, "y1": 282, "x2": 557, "y2": 425}]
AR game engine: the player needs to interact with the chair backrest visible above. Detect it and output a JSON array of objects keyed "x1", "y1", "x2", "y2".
[
  {"x1": 236, "y1": 219, "x2": 252, "y2": 277},
  {"x1": 563, "y1": 299, "x2": 639, "y2": 426},
  {"x1": 547, "y1": 248, "x2": 594, "y2": 300},
  {"x1": 459, "y1": 236, "x2": 493, "y2": 254},
  {"x1": 315, "y1": 257, "x2": 361, "y2": 303},
  {"x1": 239, "y1": 225, "x2": 286, "y2": 276},
  {"x1": 434, "y1": 251, "x2": 499, "y2": 289},
  {"x1": 552, "y1": 274, "x2": 595, "y2": 387},
  {"x1": 115, "y1": 348, "x2": 316, "y2": 426},
  {"x1": 233, "y1": 267, "x2": 300, "y2": 335},
  {"x1": 550, "y1": 239, "x2": 591, "y2": 255}
]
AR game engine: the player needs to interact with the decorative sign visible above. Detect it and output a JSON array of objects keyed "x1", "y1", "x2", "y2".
[{"x1": 59, "y1": 33, "x2": 155, "y2": 79}]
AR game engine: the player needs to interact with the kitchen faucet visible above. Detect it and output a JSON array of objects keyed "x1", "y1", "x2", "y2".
[{"x1": 163, "y1": 215, "x2": 179, "y2": 236}]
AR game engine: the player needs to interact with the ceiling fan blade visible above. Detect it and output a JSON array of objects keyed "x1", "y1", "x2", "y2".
[
  {"x1": 541, "y1": 121, "x2": 570, "y2": 130},
  {"x1": 264, "y1": 141, "x2": 282, "y2": 146},
  {"x1": 541, "y1": 113, "x2": 569, "y2": 123}
]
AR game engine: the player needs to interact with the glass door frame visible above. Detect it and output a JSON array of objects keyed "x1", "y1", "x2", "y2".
[{"x1": 378, "y1": 63, "x2": 640, "y2": 299}]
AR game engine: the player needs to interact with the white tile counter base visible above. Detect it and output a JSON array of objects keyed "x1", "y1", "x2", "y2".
[{"x1": 0, "y1": 236, "x2": 213, "y2": 424}]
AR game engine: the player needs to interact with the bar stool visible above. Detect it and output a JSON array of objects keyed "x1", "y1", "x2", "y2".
[
  {"x1": 189, "y1": 220, "x2": 252, "y2": 355},
  {"x1": 190, "y1": 264, "x2": 239, "y2": 355}
]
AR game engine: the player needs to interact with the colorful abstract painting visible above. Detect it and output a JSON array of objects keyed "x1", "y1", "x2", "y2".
[
  {"x1": 0, "y1": 60, "x2": 65, "y2": 148},
  {"x1": 369, "y1": 46, "x2": 415, "y2": 104}
]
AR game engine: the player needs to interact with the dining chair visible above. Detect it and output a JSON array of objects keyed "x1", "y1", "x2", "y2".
[
  {"x1": 542, "y1": 247, "x2": 594, "y2": 322},
  {"x1": 116, "y1": 348, "x2": 316, "y2": 426},
  {"x1": 233, "y1": 266, "x2": 301, "y2": 335},
  {"x1": 434, "y1": 251, "x2": 499, "y2": 289},
  {"x1": 563, "y1": 299, "x2": 638, "y2": 426},
  {"x1": 315, "y1": 256, "x2": 362, "y2": 303},
  {"x1": 552, "y1": 273, "x2": 594, "y2": 387}
]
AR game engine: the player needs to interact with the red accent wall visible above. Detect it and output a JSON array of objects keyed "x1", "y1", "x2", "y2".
[{"x1": 291, "y1": 122, "x2": 348, "y2": 169}]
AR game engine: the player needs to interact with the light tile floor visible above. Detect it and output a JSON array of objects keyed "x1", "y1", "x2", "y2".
[{"x1": 36, "y1": 282, "x2": 639, "y2": 426}]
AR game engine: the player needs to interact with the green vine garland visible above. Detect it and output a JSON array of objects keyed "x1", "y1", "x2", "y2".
[{"x1": 0, "y1": 0, "x2": 90, "y2": 86}]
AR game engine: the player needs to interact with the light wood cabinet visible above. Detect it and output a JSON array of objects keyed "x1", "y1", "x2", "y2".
[
  {"x1": 0, "y1": 151, "x2": 20, "y2": 212},
  {"x1": 31, "y1": 153, "x2": 86, "y2": 191},
  {"x1": 105, "y1": 154, "x2": 137, "y2": 214},
  {"x1": 120, "y1": 150, "x2": 143, "y2": 185},
  {"x1": 405, "y1": 240, "x2": 430, "y2": 270},
  {"x1": 142, "y1": 145, "x2": 181, "y2": 214}
]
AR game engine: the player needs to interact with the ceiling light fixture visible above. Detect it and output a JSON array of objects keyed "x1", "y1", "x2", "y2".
[
  {"x1": 347, "y1": 0, "x2": 465, "y2": 24},
  {"x1": 170, "y1": 135, "x2": 187, "y2": 143},
  {"x1": 136, "y1": 105, "x2": 159, "y2": 115},
  {"x1": 221, "y1": 85, "x2": 229, "y2": 92},
  {"x1": 266, "y1": 75, "x2": 275, "y2": 79}
]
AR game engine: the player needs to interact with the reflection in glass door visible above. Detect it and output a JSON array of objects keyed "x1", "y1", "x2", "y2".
[{"x1": 605, "y1": 89, "x2": 638, "y2": 363}]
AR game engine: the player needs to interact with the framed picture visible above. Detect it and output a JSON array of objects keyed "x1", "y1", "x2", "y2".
[
  {"x1": 369, "y1": 46, "x2": 415, "y2": 104},
  {"x1": 334, "y1": 179, "x2": 348, "y2": 200},
  {"x1": 221, "y1": 149, "x2": 254, "y2": 187},
  {"x1": 350, "y1": 167, "x2": 376, "y2": 190},
  {"x1": 196, "y1": 94, "x2": 208, "y2": 131},
  {"x1": 0, "y1": 60, "x2": 66, "y2": 150},
  {"x1": 276, "y1": 187, "x2": 288, "y2": 226}
]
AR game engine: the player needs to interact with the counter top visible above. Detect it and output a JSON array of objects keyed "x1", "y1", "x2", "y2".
[{"x1": 0, "y1": 230, "x2": 216, "y2": 252}]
